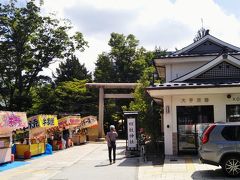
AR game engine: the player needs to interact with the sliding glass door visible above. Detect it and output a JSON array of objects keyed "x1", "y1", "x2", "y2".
[{"x1": 177, "y1": 106, "x2": 214, "y2": 154}]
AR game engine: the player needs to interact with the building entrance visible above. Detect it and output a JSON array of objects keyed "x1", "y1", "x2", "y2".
[
  {"x1": 177, "y1": 106, "x2": 214, "y2": 154},
  {"x1": 226, "y1": 105, "x2": 240, "y2": 122}
]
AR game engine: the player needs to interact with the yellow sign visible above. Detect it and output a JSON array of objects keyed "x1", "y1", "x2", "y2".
[{"x1": 28, "y1": 115, "x2": 58, "y2": 129}]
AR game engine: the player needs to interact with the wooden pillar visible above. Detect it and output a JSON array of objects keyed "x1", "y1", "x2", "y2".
[{"x1": 98, "y1": 87, "x2": 104, "y2": 139}]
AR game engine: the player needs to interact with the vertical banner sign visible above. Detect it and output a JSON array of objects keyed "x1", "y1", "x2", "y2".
[{"x1": 127, "y1": 118, "x2": 137, "y2": 149}]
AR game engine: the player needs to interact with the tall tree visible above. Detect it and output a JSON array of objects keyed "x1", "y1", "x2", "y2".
[
  {"x1": 94, "y1": 53, "x2": 114, "y2": 82},
  {"x1": 109, "y1": 33, "x2": 139, "y2": 82},
  {"x1": 0, "y1": 0, "x2": 88, "y2": 110},
  {"x1": 54, "y1": 79, "x2": 96, "y2": 115},
  {"x1": 124, "y1": 48, "x2": 166, "y2": 139},
  {"x1": 29, "y1": 79, "x2": 98, "y2": 116},
  {"x1": 126, "y1": 66, "x2": 162, "y2": 139},
  {"x1": 94, "y1": 33, "x2": 166, "y2": 135},
  {"x1": 54, "y1": 55, "x2": 91, "y2": 83},
  {"x1": 94, "y1": 33, "x2": 140, "y2": 83},
  {"x1": 29, "y1": 83, "x2": 57, "y2": 115}
]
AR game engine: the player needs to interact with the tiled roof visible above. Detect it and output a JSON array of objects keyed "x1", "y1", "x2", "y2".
[
  {"x1": 172, "y1": 34, "x2": 240, "y2": 56},
  {"x1": 147, "y1": 81, "x2": 240, "y2": 90},
  {"x1": 157, "y1": 52, "x2": 240, "y2": 59}
]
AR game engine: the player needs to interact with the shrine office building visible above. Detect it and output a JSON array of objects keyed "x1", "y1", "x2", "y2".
[{"x1": 147, "y1": 32, "x2": 240, "y2": 155}]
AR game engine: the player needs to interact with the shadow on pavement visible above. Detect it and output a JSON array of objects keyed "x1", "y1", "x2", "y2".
[
  {"x1": 116, "y1": 157, "x2": 125, "y2": 161},
  {"x1": 117, "y1": 149, "x2": 125, "y2": 155},
  {"x1": 95, "y1": 163, "x2": 112, "y2": 167},
  {"x1": 145, "y1": 140, "x2": 164, "y2": 166},
  {"x1": 118, "y1": 157, "x2": 139, "y2": 167},
  {"x1": 191, "y1": 168, "x2": 236, "y2": 179},
  {"x1": 116, "y1": 146, "x2": 126, "y2": 150}
]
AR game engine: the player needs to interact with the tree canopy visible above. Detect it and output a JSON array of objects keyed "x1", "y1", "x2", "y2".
[
  {"x1": 94, "y1": 32, "x2": 166, "y2": 136},
  {"x1": 0, "y1": 1, "x2": 166, "y2": 139},
  {"x1": 0, "y1": 0, "x2": 88, "y2": 111},
  {"x1": 29, "y1": 79, "x2": 97, "y2": 116},
  {"x1": 94, "y1": 33, "x2": 144, "y2": 83},
  {"x1": 54, "y1": 55, "x2": 92, "y2": 83}
]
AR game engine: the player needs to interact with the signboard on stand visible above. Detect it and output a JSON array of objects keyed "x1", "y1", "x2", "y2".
[
  {"x1": 123, "y1": 111, "x2": 138, "y2": 154},
  {"x1": 127, "y1": 118, "x2": 137, "y2": 149}
]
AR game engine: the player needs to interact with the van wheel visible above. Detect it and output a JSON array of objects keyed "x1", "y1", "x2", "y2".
[{"x1": 222, "y1": 156, "x2": 240, "y2": 177}]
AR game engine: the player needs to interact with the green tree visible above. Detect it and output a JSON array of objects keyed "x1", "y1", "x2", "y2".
[
  {"x1": 109, "y1": 33, "x2": 139, "y2": 82},
  {"x1": 0, "y1": 0, "x2": 88, "y2": 111},
  {"x1": 54, "y1": 79, "x2": 96, "y2": 115},
  {"x1": 54, "y1": 55, "x2": 92, "y2": 83},
  {"x1": 94, "y1": 33, "x2": 141, "y2": 83},
  {"x1": 127, "y1": 67, "x2": 162, "y2": 139},
  {"x1": 94, "y1": 53, "x2": 114, "y2": 82},
  {"x1": 29, "y1": 83, "x2": 57, "y2": 115},
  {"x1": 94, "y1": 33, "x2": 166, "y2": 135},
  {"x1": 29, "y1": 79, "x2": 98, "y2": 116},
  {"x1": 125, "y1": 48, "x2": 166, "y2": 139}
]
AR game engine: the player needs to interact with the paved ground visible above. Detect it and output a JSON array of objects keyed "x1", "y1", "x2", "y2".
[
  {"x1": 0, "y1": 140, "x2": 238, "y2": 180},
  {"x1": 139, "y1": 156, "x2": 236, "y2": 180},
  {"x1": 51, "y1": 141, "x2": 138, "y2": 180},
  {"x1": 0, "y1": 140, "x2": 138, "y2": 180}
]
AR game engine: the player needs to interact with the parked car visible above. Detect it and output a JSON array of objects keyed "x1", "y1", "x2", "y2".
[{"x1": 199, "y1": 122, "x2": 240, "y2": 177}]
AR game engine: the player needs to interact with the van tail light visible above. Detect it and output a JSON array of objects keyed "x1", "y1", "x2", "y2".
[{"x1": 201, "y1": 124, "x2": 216, "y2": 144}]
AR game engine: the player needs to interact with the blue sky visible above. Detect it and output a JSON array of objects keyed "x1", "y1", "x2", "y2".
[
  {"x1": 214, "y1": 0, "x2": 240, "y2": 19},
  {"x1": 3, "y1": 0, "x2": 240, "y2": 76}
]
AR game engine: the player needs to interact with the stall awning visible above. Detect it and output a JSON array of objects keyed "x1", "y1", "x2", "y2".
[
  {"x1": 79, "y1": 116, "x2": 98, "y2": 129},
  {"x1": 58, "y1": 116, "x2": 82, "y2": 128},
  {"x1": 28, "y1": 115, "x2": 58, "y2": 129},
  {"x1": 0, "y1": 111, "x2": 28, "y2": 133}
]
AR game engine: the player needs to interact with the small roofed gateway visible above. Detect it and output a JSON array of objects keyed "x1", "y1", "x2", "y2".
[{"x1": 146, "y1": 31, "x2": 240, "y2": 155}]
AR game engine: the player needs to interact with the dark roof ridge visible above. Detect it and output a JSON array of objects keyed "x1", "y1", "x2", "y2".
[{"x1": 171, "y1": 34, "x2": 240, "y2": 56}]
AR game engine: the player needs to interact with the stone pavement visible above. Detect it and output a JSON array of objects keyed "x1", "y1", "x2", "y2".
[
  {"x1": 138, "y1": 155, "x2": 237, "y2": 180},
  {"x1": 0, "y1": 142, "x2": 104, "y2": 180},
  {"x1": 50, "y1": 140, "x2": 138, "y2": 180},
  {"x1": 0, "y1": 140, "x2": 238, "y2": 180},
  {"x1": 0, "y1": 140, "x2": 138, "y2": 180}
]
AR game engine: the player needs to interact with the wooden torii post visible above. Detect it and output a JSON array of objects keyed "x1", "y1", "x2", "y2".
[{"x1": 86, "y1": 83, "x2": 137, "y2": 140}]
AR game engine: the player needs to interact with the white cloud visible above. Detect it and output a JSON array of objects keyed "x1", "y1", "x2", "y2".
[{"x1": 40, "y1": 0, "x2": 240, "y2": 75}]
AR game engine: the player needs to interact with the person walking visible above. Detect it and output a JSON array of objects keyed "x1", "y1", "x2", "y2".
[{"x1": 106, "y1": 125, "x2": 118, "y2": 164}]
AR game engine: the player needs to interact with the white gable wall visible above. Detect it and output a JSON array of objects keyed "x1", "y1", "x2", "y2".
[
  {"x1": 159, "y1": 54, "x2": 240, "y2": 82},
  {"x1": 166, "y1": 61, "x2": 207, "y2": 82},
  {"x1": 156, "y1": 54, "x2": 240, "y2": 83}
]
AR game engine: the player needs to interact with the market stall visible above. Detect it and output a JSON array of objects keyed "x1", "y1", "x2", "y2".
[
  {"x1": 0, "y1": 111, "x2": 28, "y2": 164},
  {"x1": 80, "y1": 116, "x2": 98, "y2": 141},
  {"x1": 58, "y1": 116, "x2": 86, "y2": 146},
  {"x1": 15, "y1": 115, "x2": 58, "y2": 159}
]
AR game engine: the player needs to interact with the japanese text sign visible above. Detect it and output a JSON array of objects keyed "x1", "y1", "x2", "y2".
[
  {"x1": 0, "y1": 111, "x2": 28, "y2": 130},
  {"x1": 127, "y1": 118, "x2": 137, "y2": 148},
  {"x1": 58, "y1": 116, "x2": 82, "y2": 127},
  {"x1": 79, "y1": 116, "x2": 98, "y2": 129},
  {"x1": 28, "y1": 115, "x2": 58, "y2": 129}
]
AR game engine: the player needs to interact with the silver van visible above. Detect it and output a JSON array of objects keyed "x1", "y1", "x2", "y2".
[{"x1": 199, "y1": 122, "x2": 240, "y2": 177}]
